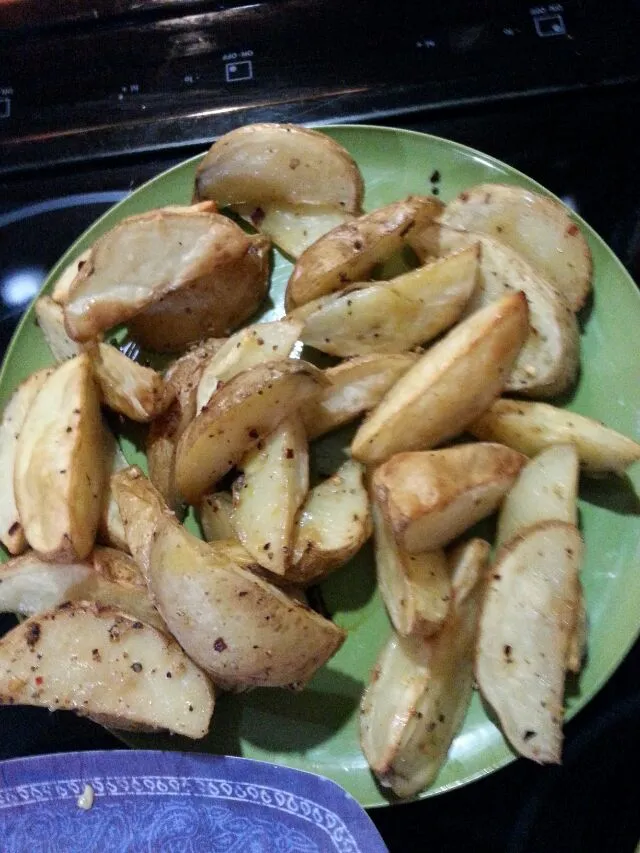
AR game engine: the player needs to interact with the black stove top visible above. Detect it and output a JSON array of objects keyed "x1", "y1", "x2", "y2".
[
  {"x1": 1, "y1": 2, "x2": 639, "y2": 850},
  {"x1": 2, "y1": 0, "x2": 639, "y2": 173}
]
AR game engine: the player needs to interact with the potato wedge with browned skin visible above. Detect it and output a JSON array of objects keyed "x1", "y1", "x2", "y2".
[
  {"x1": 300, "y1": 353, "x2": 418, "y2": 441},
  {"x1": 0, "y1": 367, "x2": 54, "y2": 555},
  {"x1": 409, "y1": 227, "x2": 580, "y2": 398},
  {"x1": 351, "y1": 292, "x2": 529, "y2": 465},
  {"x1": 0, "y1": 602, "x2": 214, "y2": 738},
  {"x1": 63, "y1": 205, "x2": 264, "y2": 343},
  {"x1": 128, "y1": 233, "x2": 271, "y2": 352},
  {"x1": 289, "y1": 459, "x2": 372, "y2": 585},
  {"x1": 566, "y1": 591, "x2": 587, "y2": 675},
  {"x1": 233, "y1": 416, "x2": 309, "y2": 576},
  {"x1": 146, "y1": 338, "x2": 226, "y2": 509},
  {"x1": 36, "y1": 295, "x2": 173, "y2": 421},
  {"x1": 194, "y1": 122, "x2": 364, "y2": 213},
  {"x1": 476, "y1": 521, "x2": 583, "y2": 763},
  {"x1": 98, "y1": 427, "x2": 130, "y2": 552},
  {"x1": 285, "y1": 196, "x2": 444, "y2": 309},
  {"x1": 439, "y1": 184, "x2": 592, "y2": 311},
  {"x1": 372, "y1": 501, "x2": 451, "y2": 638},
  {"x1": 113, "y1": 468, "x2": 346, "y2": 691},
  {"x1": 496, "y1": 443, "x2": 579, "y2": 550},
  {"x1": 14, "y1": 354, "x2": 106, "y2": 561},
  {"x1": 372, "y1": 444, "x2": 527, "y2": 553},
  {"x1": 469, "y1": 398, "x2": 640, "y2": 476},
  {"x1": 91, "y1": 545, "x2": 147, "y2": 588},
  {"x1": 292, "y1": 245, "x2": 478, "y2": 357},
  {"x1": 196, "y1": 319, "x2": 303, "y2": 413},
  {"x1": 175, "y1": 359, "x2": 327, "y2": 504},
  {"x1": 0, "y1": 547, "x2": 163, "y2": 630},
  {"x1": 90, "y1": 343, "x2": 172, "y2": 422},
  {"x1": 35, "y1": 295, "x2": 83, "y2": 361},
  {"x1": 360, "y1": 537, "x2": 489, "y2": 797},
  {"x1": 493, "y1": 443, "x2": 586, "y2": 674}
]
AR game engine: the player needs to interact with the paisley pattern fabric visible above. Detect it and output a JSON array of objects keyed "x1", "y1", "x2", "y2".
[{"x1": 0, "y1": 751, "x2": 386, "y2": 852}]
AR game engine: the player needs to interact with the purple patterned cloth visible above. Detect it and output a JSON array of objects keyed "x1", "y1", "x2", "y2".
[{"x1": 0, "y1": 750, "x2": 387, "y2": 852}]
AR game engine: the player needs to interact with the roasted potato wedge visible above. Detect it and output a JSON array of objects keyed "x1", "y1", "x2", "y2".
[
  {"x1": 199, "y1": 492, "x2": 236, "y2": 542},
  {"x1": 127, "y1": 233, "x2": 271, "y2": 352},
  {"x1": 351, "y1": 292, "x2": 529, "y2": 465},
  {"x1": 63, "y1": 205, "x2": 264, "y2": 342},
  {"x1": 410, "y1": 228, "x2": 580, "y2": 397},
  {"x1": 496, "y1": 444, "x2": 579, "y2": 549},
  {"x1": 285, "y1": 196, "x2": 444, "y2": 309},
  {"x1": 233, "y1": 416, "x2": 309, "y2": 576},
  {"x1": 90, "y1": 343, "x2": 172, "y2": 422},
  {"x1": 360, "y1": 537, "x2": 489, "y2": 797},
  {"x1": 469, "y1": 398, "x2": 640, "y2": 476},
  {"x1": 476, "y1": 520, "x2": 583, "y2": 763},
  {"x1": 372, "y1": 444, "x2": 526, "y2": 553},
  {"x1": 0, "y1": 602, "x2": 214, "y2": 738},
  {"x1": 175, "y1": 359, "x2": 327, "y2": 504},
  {"x1": 233, "y1": 202, "x2": 355, "y2": 258},
  {"x1": 0, "y1": 367, "x2": 54, "y2": 555},
  {"x1": 51, "y1": 249, "x2": 91, "y2": 304},
  {"x1": 35, "y1": 295, "x2": 83, "y2": 361},
  {"x1": 566, "y1": 591, "x2": 588, "y2": 675},
  {"x1": 492, "y1": 443, "x2": 586, "y2": 674},
  {"x1": 91, "y1": 545, "x2": 146, "y2": 588},
  {"x1": 14, "y1": 354, "x2": 105, "y2": 561},
  {"x1": 98, "y1": 427, "x2": 130, "y2": 552},
  {"x1": 293, "y1": 245, "x2": 478, "y2": 357},
  {"x1": 439, "y1": 184, "x2": 592, "y2": 311},
  {"x1": 36, "y1": 295, "x2": 173, "y2": 421},
  {"x1": 0, "y1": 547, "x2": 163, "y2": 630},
  {"x1": 301, "y1": 353, "x2": 418, "y2": 441},
  {"x1": 372, "y1": 501, "x2": 450, "y2": 638},
  {"x1": 196, "y1": 319, "x2": 303, "y2": 412},
  {"x1": 147, "y1": 338, "x2": 226, "y2": 509},
  {"x1": 289, "y1": 459, "x2": 372, "y2": 585},
  {"x1": 194, "y1": 122, "x2": 364, "y2": 213},
  {"x1": 113, "y1": 468, "x2": 346, "y2": 691}
]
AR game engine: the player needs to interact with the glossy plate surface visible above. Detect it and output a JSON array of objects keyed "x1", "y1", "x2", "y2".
[{"x1": 1, "y1": 126, "x2": 639, "y2": 808}]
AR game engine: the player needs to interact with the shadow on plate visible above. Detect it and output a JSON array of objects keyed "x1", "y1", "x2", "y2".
[
  {"x1": 124, "y1": 667, "x2": 364, "y2": 758},
  {"x1": 579, "y1": 473, "x2": 640, "y2": 516}
]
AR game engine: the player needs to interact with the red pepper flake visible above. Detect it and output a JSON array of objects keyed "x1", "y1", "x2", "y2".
[
  {"x1": 35, "y1": 676, "x2": 43, "y2": 685},
  {"x1": 566, "y1": 223, "x2": 579, "y2": 236}
]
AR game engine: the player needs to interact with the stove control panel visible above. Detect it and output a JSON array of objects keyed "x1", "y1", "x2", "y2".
[{"x1": 0, "y1": 0, "x2": 638, "y2": 172}]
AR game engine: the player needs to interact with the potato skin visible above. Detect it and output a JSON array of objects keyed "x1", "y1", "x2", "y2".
[
  {"x1": 285, "y1": 196, "x2": 443, "y2": 310},
  {"x1": 0, "y1": 368, "x2": 54, "y2": 555},
  {"x1": 194, "y1": 122, "x2": 365, "y2": 212},
  {"x1": 147, "y1": 338, "x2": 227, "y2": 509},
  {"x1": 175, "y1": 359, "x2": 327, "y2": 504},
  {"x1": 64, "y1": 206, "x2": 262, "y2": 343},
  {"x1": 112, "y1": 468, "x2": 346, "y2": 691},
  {"x1": 13, "y1": 354, "x2": 106, "y2": 562},
  {"x1": 475, "y1": 521, "x2": 583, "y2": 763},
  {"x1": 351, "y1": 292, "x2": 529, "y2": 465},
  {"x1": 469, "y1": 398, "x2": 640, "y2": 476},
  {"x1": 373, "y1": 444, "x2": 527, "y2": 552},
  {"x1": 128, "y1": 234, "x2": 271, "y2": 352},
  {"x1": 0, "y1": 602, "x2": 214, "y2": 739},
  {"x1": 440, "y1": 183, "x2": 592, "y2": 312}
]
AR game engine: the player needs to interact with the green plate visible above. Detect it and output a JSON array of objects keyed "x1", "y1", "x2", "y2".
[{"x1": 1, "y1": 125, "x2": 639, "y2": 808}]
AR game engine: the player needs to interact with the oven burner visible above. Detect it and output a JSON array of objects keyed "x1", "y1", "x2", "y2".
[{"x1": 0, "y1": 191, "x2": 127, "y2": 352}]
